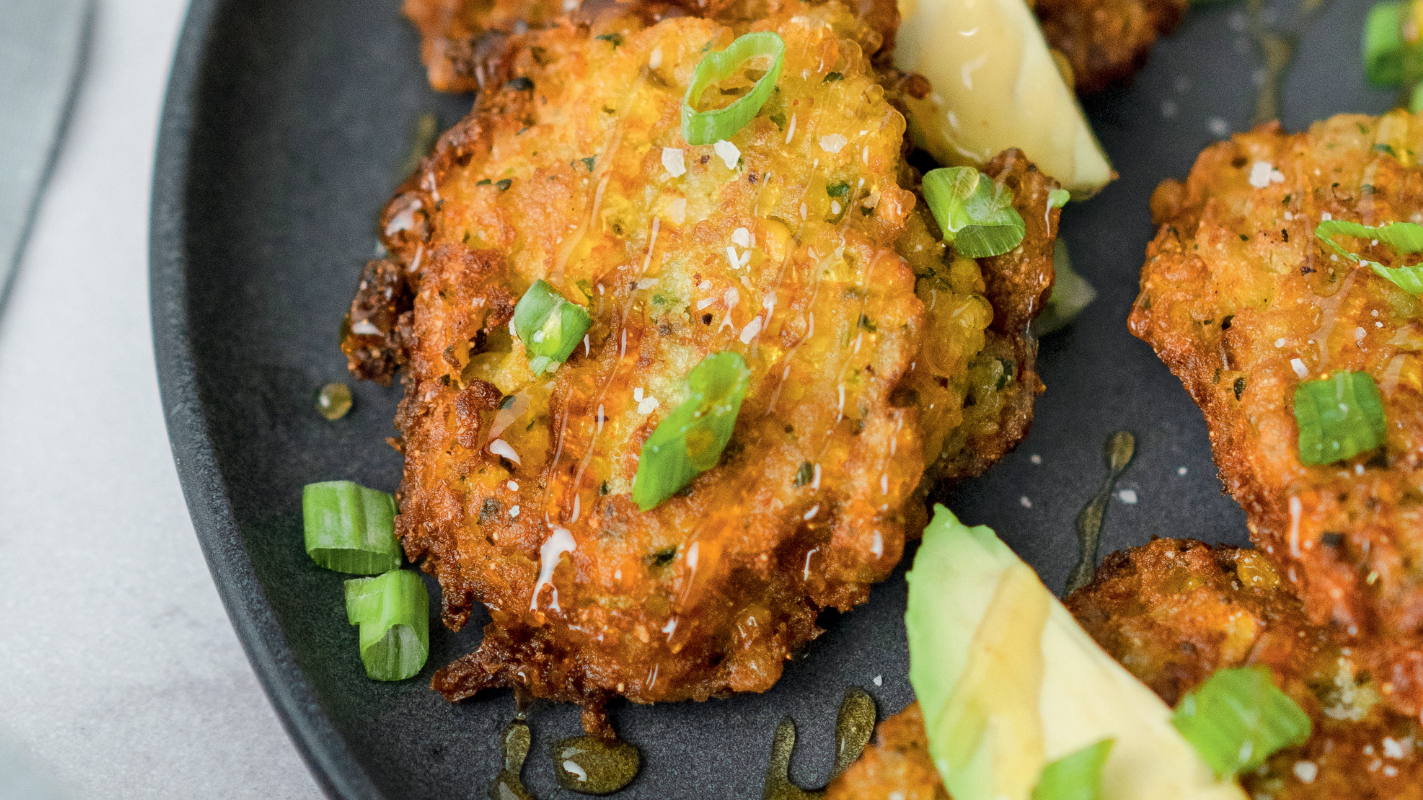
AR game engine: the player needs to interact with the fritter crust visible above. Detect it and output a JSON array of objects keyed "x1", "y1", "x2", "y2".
[
  {"x1": 910, "y1": 150, "x2": 1056, "y2": 484},
  {"x1": 404, "y1": 0, "x2": 562, "y2": 94},
  {"x1": 404, "y1": 0, "x2": 1179, "y2": 97},
  {"x1": 1035, "y1": 0, "x2": 1187, "y2": 95},
  {"x1": 1131, "y1": 111, "x2": 1423, "y2": 717},
  {"x1": 829, "y1": 539, "x2": 1423, "y2": 799},
  {"x1": 344, "y1": 2, "x2": 1053, "y2": 727},
  {"x1": 1074, "y1": 540, "x2": 1423, "y2": 800},
  {"x1": 402, "y1": 0, "x2": 899, "y2": 93}
]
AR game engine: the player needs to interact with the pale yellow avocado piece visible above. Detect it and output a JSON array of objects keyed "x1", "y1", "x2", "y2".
[
  {"x1": 906, "y1": 507, "x2": 1248, "y2": 800},
  {"x1": 893, "y1": 0, "x2": 1114, "y2": 198}
]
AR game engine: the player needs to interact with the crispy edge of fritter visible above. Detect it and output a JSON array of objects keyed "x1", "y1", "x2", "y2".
[
  {"x1": 1071, "y1": 539, "x2": 1423, "y2": 800},
  {"x1": 922, "y1": 148, "x2": 1057, "y2": 486},
  {"x1": 829, "y1": 538, "x2": 1423, "y2": 800},
  {"x1": 402, "y1": 0, "x2": 899, "y2": 94},
  {"x1": 403, "y1": 0, "x2": 1182, "y2": 98},
  {"x1": 1034, "y1": 0, "x2": 1187, "y2": 96}
]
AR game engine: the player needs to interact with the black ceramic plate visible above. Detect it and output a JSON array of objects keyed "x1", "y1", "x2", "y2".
[{"x1": 151, "y1": 1, "x2": 1393, "y2": 797}]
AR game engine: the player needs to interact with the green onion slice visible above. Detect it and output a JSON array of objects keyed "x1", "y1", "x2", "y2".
[
  {"x1": 1047, "y1": 188, "x2": 1071, "y2": 210},
  {"x1": 344, "y1": 570, "x2": 430, "y2": 681},
  {"x1": 922, "y1": 167, "x2": 1027, "y2": 258},
  {"x1": 681, "y1": 32, "x2": 786, "y2": 146},
  {"x1": 1316, "y1": 218, "x2": 1423, "y2": 294},
  {"x1": 632, "y1": 352, "x2": 751, "y2": 510},
  {"x1": 1032, "y1": 740, "x2": 1113, "y2": 800},
  {"x1": 513, "y1": 279, "x2": 594, "y2": 374},
  {"x1": 302, "y1": 481, "x2": 402, "y2": 575},
  {"x1": 1364, "y1": 1, "x2": 1406, "y2": 87},
  {"x1": 1294, "y1": 370, "x2": 1387, "y2": 465},
  {"x1": 1171, "y1": 666, "x2": 1311, "y2": 778}
]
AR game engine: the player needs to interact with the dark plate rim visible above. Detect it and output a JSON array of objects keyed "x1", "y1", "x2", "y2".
[{"x1": 149, "y1": 1, "x2": 380, "y2": 797}]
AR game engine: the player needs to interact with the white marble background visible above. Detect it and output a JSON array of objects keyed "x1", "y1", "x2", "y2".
[{"x1": 0, "y1": 0, "x2": 323, "y2": 796}]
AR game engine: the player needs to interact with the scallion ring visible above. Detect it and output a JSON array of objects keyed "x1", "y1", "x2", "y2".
[
  {"x1": 344, "y1": 570, "x2": 430, "y2": 681},
  {"x1": 1293, "y1": 370, "x2": 1387, "y2": 465},
  {"x1": 1032, "y1": 739, "x2": 1113, "y2": 800},
  {"x1": 922, "y1": 167, "x2": 1027, "y2": 258},
  {"x1": 1315, "y1": 218, "x2": 1423, "y2": 294},
  {"x1": 681, "y1": 32, "x2": 786, "y2": 146},
  {"x1": 302, "y1": 481, "x2": 402, "y2": 574},
  {"x1": 1171, "y1": 666, "x2": 1311, "y2": 778},
  {"x1": 632, "y1": 352, "x2": 751, "y2": 510},
  {"x1": 514, "y1": 279, "x2": 594, "y2": 374}
]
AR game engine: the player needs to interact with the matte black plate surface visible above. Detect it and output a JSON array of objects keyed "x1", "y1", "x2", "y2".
[{"x1": 151, "y1": 2, "x2": 1393, "y2": 797}]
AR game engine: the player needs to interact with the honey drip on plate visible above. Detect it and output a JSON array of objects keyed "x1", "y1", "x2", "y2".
[
  {"x1": 315, "y1": 382, "x2": 353, "y2": 420},
  {"x1": 489, "y1": 719, "x2": 536, "y2": 800},
  {"x1": 551, "y1": 735, "x2": 641, "y2": 794},
  {"x1": 762, "y1": 687, "x2": 877, "y2": 799},
  {"x1": 1063, "y1": 431, "x2": 1135, "y2": 595},
  {"x1": 1247, "y1": 0, "x2": 1329, "y2": 126}
]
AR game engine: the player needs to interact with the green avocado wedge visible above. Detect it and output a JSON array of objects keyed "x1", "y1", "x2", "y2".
[{"x1": 905, "y1": 506, "x2": 1248, "y2": 800}]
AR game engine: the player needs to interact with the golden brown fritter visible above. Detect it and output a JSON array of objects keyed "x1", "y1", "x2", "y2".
[
  {"x1": 1073, "y1": 540, "x2": 1423, "y2": 800},
  {"x1": 342, "y1": 1, "x2": 1057, "y2": 729},
  {"x1": 403, "y1": 0, "x2": 1178, "y2": 97},
  {"x1": 1035, "y1": 0, "x2": 1187, "y2": 95},
  {"x1": 829, "y1": 539, "x2": 1423, "y2": 800},
  {"x1": 1131, "y1": 111, "x2": 1423, "y2": 718},
  {"x1": 404, "y1": 0, "x2": 563, "y2": 93},
  {"x1": 402, "y1": 0, "x2": 900, "y2": 93},
  {"x1": 907, "y1": 150, "x2": 1057, "y2": 484}
]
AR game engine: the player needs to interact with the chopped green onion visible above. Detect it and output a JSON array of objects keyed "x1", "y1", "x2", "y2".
[
  {"x1": 922, "y1": 167, "x2": 1027, "y2": 258},
  {"x1": 1294, "y1": 371, "x2": 1387, "y2": 465},
  {"x1": 1047, "y1": 188, "x2": 1071, "y2": 210},
  {"x1": 302, "y1": 481, "x2": 402, "y2": 574},
  {"x1": 513, "y1": 279, "x2": 593, "y2": 374},
  {"x1": 632, "y1": 352, "x2": 751, "y2": 510},
  {"x1": 681, "y1": 32, "x2": 786, "y2": 146},
  {"x1": 1032, "y1": 740, "x2": 1113, "y2": 800},
  {"x1": 1316, "y1": 219, "x2": 1423, "y2": 294},
  {"x1": 344, "y1": 570, "x2": 430, "y2": 681},
  {"x1": 1036, "y1": 240, "x2": 1096, "y2": 335},
  {"x1": 1365, "y1": 2, "x2": 1406, "y2": 86},
  {"x1": 1172, "y1": 666, "x2": 1310, "y2": 778}
]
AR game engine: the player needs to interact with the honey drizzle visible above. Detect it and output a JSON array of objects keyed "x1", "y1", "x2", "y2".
[
  {"x1": 761, "y1": 687, "x2": 877, "y2": 799},
  {"x1": 1064, "y1": 431, "x2": 1136, "y2": 595}
]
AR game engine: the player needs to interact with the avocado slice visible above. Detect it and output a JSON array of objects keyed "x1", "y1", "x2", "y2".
[
  {"x1": 893, "y1": 0, "x2": 1114, "y2": 198},
  {"x1": 905, "y1": 506, "x2": 1248, "y2": 800}
]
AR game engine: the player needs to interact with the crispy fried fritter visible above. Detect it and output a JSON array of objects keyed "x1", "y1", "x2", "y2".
[
  {"x1": 907, "y1": 150, "x2": 1056, "y2": 484},
  {"x1": 1034, "y1": 0, "x2": 1187, "y2": 95},
  {"x1": 343, "y1": 2, "x2": 1056, "y2": 728},
  {"x1": 404, "y1": 0, "x2": 562, "y2": 93},
  {"x1": 403, "y1": 0, "x2": 1178, "y2": 97},
  {"x1": 1131, "y1": 111, "x2": 1423, "y2": 717},
  {"x1": 402, "y1": 0, "x2": 899, "y2": 93},
  {"x1": 829, "y1": 539, "x2": 1423, "y2": 800},
  {"x1": 1073, "y1": 540, "x2": 1423, "y2": 800}
]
